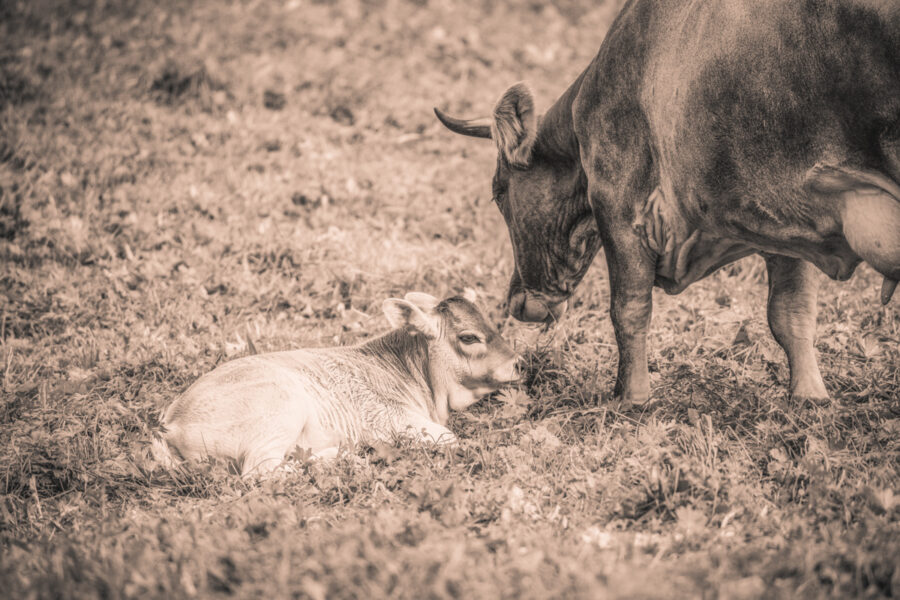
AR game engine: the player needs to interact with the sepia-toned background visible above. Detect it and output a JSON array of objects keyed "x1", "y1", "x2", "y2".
[{"x1": 1, "y1": 0, "x2": 898, "y2": 597}]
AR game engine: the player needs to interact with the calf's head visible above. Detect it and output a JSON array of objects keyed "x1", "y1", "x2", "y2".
[
  {"x1": 435, "y1": 84, "x2": 601, "y2": 323},
  {"x1": 382, "y1": 291, "x2": 519, "y2": 411}
]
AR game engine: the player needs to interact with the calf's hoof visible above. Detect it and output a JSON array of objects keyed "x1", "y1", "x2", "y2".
[{"x1": 311, "y1": 447, "x2": 340, "y2": 461}]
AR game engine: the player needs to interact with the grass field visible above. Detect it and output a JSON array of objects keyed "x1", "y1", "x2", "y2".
[{"x1": 2, "y1": 0, "x2": 899, "y2": 597}]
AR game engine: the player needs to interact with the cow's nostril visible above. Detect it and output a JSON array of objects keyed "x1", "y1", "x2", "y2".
[
  {"x1": 508, "y1": 292, "x2": 527, "y2": 319},
  {"x1": 522, "y1": 297, "x2": 551, "y2": 322},
  {"x1": 546, "y1": 299, "x2": 568, "y2": 321}
]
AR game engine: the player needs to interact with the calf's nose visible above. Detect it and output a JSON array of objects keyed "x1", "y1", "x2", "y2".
[
  {"x1": 509, "y1": 355, "x2": 526, "y2": 383},
  {"x1": 492, "y1": 355, "x2": 522, "y2": 385}
]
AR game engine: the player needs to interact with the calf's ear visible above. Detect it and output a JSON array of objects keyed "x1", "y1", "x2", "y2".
[
  {"x1": 492, "y1": 82, "x2": 537, "y2": 168},
  {"x1": 383, "y1": 299, "x2": 440, "y2": 338},
  {"x1": 404, "y1": 292, "x2": 440, "y2": 312}
]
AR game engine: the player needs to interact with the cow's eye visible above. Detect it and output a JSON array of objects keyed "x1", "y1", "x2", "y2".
[{"x1": 458, "y1": 333, "x2": 482, "y2": 345}]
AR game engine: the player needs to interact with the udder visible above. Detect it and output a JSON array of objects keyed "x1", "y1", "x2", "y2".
[
  {"x1": 842, "y1": 190, "x2": 900, "y2": 281},
  {"x1": 803, "y1": 164, "x2": 900, "y2": 303}
]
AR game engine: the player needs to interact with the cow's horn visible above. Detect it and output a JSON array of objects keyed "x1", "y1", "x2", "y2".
[
  {"x1": 434, "y1": 108, "x2": 492, "y2": 139},
  {"x1": 881, "y1": 276, "x2": 898, "y2": 305}
]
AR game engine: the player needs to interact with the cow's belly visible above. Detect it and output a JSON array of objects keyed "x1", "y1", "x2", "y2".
[
  {"x1": 635, "y1": 187, "x2": 865, "y2": 294},
  {"x1": 650, "y1": 230, "x2": 863, "y2": 295}
]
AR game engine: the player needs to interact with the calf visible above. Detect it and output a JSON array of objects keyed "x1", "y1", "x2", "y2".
[{"x1": 152, "y1": 292, "x2": 519, "y2": 476}]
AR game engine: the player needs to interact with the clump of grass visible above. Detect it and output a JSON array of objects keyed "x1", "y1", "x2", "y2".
[
  {"x1": 519, "y1": 343, "x2": 613, "y2": 436},
  {"x1": 148, "y1": 57, "x2": 228, "y2": 110},
  {"x1": 0, "y1": 185, "x2": 25, "y2": 241},
  {"x1": 0, "y1": 66, "x2": 41, "y2": 108}
]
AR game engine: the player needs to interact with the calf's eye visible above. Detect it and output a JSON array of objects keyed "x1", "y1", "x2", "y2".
[{"x1": 458, "y1": 333, "x2": 482, "y2": 345}]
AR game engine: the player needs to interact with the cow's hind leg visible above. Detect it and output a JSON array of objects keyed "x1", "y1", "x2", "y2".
[{"x1": 764, "y1": 254, "x2": 828, "y2": 401}]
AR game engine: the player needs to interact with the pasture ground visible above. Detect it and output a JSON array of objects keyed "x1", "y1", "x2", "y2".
[{"x1": 1, "y1": 0, "x2": 898, "y2": 597}]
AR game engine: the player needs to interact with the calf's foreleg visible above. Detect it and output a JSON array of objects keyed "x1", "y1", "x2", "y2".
[{"x1": 402, "y1": 413, "x2": 457, "y2": 445}]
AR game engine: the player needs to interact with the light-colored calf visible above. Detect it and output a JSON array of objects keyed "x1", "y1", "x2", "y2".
[{"x1": 152, "y1": 291, "x2": 519, "y2": 476}]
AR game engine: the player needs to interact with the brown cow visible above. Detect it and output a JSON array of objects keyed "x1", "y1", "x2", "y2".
[{"x1": 436, "y1": 0, "x2": 900, "y2": 404}]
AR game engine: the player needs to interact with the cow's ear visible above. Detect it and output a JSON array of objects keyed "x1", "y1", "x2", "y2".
[
  {"x1": 383, "y1": 299, "x2": 439, "y2": 338},
  {"x1": 492, "y1": 82, "x2": 537, "y2": 168}
]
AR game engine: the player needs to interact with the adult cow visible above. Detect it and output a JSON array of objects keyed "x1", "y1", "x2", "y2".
[{"x1": 436, "y1": 0, "x2": 900, "y2": 404}]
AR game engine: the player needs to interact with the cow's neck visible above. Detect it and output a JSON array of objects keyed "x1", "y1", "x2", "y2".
[{"x1": 535, "y1": 72, "x2": 587, "y2": 166}]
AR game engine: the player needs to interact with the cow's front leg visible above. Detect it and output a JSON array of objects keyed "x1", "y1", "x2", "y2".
[
  {"x1": 763, "y1": 254, "x2": 828, "y2": 401},
  {"x1": 581, "y1": 110, "x2": 657, "y2": 404},
  {"x1": 601, "y1": 228, "x2": 657, "y2": 405}
]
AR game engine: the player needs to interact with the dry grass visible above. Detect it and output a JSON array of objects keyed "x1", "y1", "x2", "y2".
[{"x1": 1, "y1": 0, "x2": 898, "y2": 598}]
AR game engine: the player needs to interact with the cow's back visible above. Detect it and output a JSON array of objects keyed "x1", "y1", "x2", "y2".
[{"x1": 640, "y1": 0, "x2": 900, "y2": 222}]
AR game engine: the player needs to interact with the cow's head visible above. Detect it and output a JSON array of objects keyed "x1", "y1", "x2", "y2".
[{"x1": 435, "y1": 83, "x2": 601, "y2": 323}]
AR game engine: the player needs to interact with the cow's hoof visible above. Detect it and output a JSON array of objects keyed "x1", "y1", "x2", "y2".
[
  {"x1": 792, "y1": 394, "x2": 832, "y2": 409},
  {"x1": 611, "y1": 394, "x2": 653, "y2": 412},
  {"x1": 790, "y1": 386, "x2": 830, "y2": 407}
]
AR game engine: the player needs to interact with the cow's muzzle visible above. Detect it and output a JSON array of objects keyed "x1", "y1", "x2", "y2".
[{"x1": 508, "y1": 290, "x2": 568, "y2": 323}]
